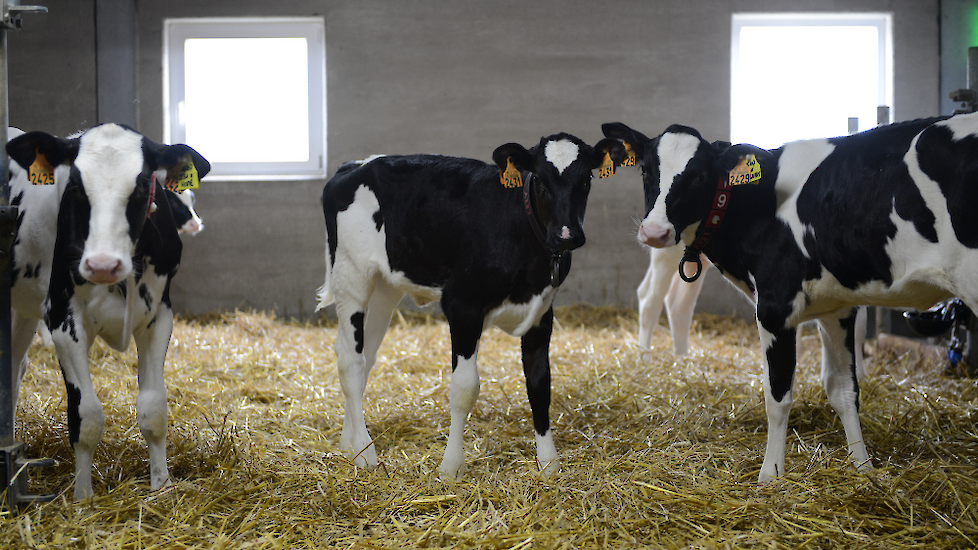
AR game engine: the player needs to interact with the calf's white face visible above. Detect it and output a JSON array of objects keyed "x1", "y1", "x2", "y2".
[
  {"x1": 74, "y1": 125, "x2": 147, "y2": 284},
  {"x1": 639, "y1": 132, "x2": 701, "y2": 248},
  {"x1": 6, "y1": 123, "x2": 211, "y2": 287}
]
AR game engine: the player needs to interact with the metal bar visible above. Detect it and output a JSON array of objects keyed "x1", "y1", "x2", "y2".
[
  {"x1": 0, "y1": 0, "x2": 13, "y2": 453},
  {"x1": 968, "y1": 47, "x2": 978, "y2": 93},
  {"x1": 0, "y1": 0, "x2": 51, "y2": 515}
]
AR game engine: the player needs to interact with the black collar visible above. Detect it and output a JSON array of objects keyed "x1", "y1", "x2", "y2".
[{"x1": 522, "y1": 172, "x2": 564, "y2": 287}]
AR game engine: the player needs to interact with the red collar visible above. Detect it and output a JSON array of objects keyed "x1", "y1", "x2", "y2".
[{"x1": 678, "y1": 176, "x2": 730, "y2": 282}]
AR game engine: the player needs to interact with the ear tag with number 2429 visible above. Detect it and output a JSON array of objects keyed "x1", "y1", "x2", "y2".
[{"x1": 728, "y1": 154, "x2": 761, "y2": 186}]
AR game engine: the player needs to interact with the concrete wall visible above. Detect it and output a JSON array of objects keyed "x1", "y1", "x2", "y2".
[
  {"x1": 6, "y1": 0, "x2": 944, "y2": 320},
  {"x1": 8, "y1": 0, "x2": 97, "y2": 136}
]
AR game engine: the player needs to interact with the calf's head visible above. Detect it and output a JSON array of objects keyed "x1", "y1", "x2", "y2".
[
  {"x1": 167, "y1": 189, "x2": 204, "y2": 235},
  {"x1": 7, "y1": 124, "x2": 210, "y2": 284},
  {"x1": 492, "y1": 133, "x2": 624, "y2": 252},
  {"x1": 603, "y1": 122, "x2": 764, "y2": 249}
]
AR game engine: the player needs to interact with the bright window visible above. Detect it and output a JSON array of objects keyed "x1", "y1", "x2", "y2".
[
  {"x1": 731, "y1": 13, "x2": 892, "y2": 149},
  {"x1": 164, "y1": 18, "x2": 326, "y2": 180}
]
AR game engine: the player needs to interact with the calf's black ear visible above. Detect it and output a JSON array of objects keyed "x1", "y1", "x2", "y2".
[
  {"x1": 601, "y1": 122, "x2": 650, "y2": 159},
  {"x1": 492, "y1": 143, "x2": 534, "y2": 172},
  {"x1": 590, "y1": 138, "x2": 626, "y2": 170},
  {"x1": 718, "y1": 143, "x2": 772, "y2": 173},
  {"x1": 6, "y1": 131, "x2": 80, "y2": 170},
  {"x1": 156, "y1": 144, "x2": 211, "y2": 179}
]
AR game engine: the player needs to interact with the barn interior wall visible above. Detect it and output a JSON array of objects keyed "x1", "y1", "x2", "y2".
[{"x1": 5, "y1": 0, "x2": 942, "y2": 321}]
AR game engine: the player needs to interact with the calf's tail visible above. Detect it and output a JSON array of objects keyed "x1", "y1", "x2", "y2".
[{"x1": 315, "y1": 226, "x2": 334, "y2": 310}]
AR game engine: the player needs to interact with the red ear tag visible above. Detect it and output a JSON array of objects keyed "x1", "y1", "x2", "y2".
[
  {"x1": 29, "y1": 149, "x2": 55, "y2": 185},
  {"x1": 500, "y1": 157, "x2": 522, "y2": 188}
]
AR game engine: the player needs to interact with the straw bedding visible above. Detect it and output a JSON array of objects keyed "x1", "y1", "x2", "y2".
[{"x1": 2, "y1": 305, "x2": 977, "y2": 548}]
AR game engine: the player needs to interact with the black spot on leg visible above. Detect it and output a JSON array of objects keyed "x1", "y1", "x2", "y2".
[
  {"x1": 63, "y1": 379, "x2": 82, "y2": 445},
  {"x1": 138, "y1": 283, "x2": 153, "y2": 312},
  {"x1": 372, "y1": 208, "x2": 383, "y2": 232},
  {"x1": 54, "y1": 308, "x2": 80, "y2": 344},
  {"x1": 350, "y1": 312, "x2": 365, "y2": 354}
]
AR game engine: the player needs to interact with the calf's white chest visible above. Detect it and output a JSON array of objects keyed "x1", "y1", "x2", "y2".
[{"x1": 484, "y1": 286, "x2": 558, "y2": 336}]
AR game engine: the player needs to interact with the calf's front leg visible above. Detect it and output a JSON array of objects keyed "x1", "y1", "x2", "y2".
[
  {"x1": 133, "y1": 304, "x2": 175, "y2": 490},
  {"x1": 51, "y1": 317, "x2": 103, "y2": 500},
  {"x1": 439, "y1": 308, "x2": 483, "y2": 480},
  {"x1": 756, "y1": 319, "x2": 797, "y2": 485},
  {"x1": 521, "y1": 307, "x2": 559, "y2": 476}
]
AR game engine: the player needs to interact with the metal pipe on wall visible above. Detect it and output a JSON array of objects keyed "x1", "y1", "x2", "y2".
[{"x1": 0, "y1": 0, "x2": 51, "y2": 516}]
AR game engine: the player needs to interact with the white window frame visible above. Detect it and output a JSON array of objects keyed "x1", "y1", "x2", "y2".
[
  {"x1": 731, "y1": 13, "x2": 893, "y2": 148},
  {"x1": 164, "y1": 17, "x2": 327, "y2": 181}
]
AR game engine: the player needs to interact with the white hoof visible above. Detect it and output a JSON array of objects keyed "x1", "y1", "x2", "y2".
[{"x1": 538, "y1": 457, "x2": 560, "y2": 478}]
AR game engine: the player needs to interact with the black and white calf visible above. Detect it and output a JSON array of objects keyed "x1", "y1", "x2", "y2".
[
  {"x1": 317, "y1": 134, "x2": 624, "y2": 478},
  {"x1": 6, "y1": 123, "x2": 210, "y2": 499},
  {"x1": 602, "y1": 115, "x2": 972, "y2": 483}
]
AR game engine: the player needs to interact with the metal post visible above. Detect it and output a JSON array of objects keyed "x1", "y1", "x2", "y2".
[{"x1": 0, "y1": 0, "x2": 50, "y2": 516}]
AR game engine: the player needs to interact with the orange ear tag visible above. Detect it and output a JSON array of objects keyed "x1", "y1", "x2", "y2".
[
  {"x1": 728, "y1": 154, "x2": 761, "y2": 186},
  {"x1": 597, "y1": 150, "x2": 616, "y2": 179},
  {"x1": 621, "y1": 142, "x2": 636, "y2": 167},
  {"x1": 500, "y1": 157, "x2": 522, "y2": 188},
  {"x1": 164, "y1": 159, "x2": 200, "y2": 192},
  {"x1": 29, "y1": 149, "x2": 55, "y2": 185}
]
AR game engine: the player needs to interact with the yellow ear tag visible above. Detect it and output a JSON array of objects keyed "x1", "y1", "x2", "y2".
[
  {"x1": 164, "y1": 159, "x2": 200, "y2": 192},
  {"x1": 728, "y1": 154, "x2": 762, "y2": 186},
  {"x1": 598, "y1": 150, "x2": 616, "y2": 179},
  {"x1": 500, "y1": 157, "x2": 522, "y2": 188},
  {"x1": 28, "y1": 149, "x2": 55, "y2": 185},
  {"x1": 621, "y1": 142, "x2": 636, "y2": 167}
]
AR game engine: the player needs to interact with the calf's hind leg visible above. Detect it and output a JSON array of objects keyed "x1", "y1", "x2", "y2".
[
  {"x1": 817, "y1": 311, "x2": 872, "y2": 472},
  {"x1": 334, "y1": 280, "x2": 402, "y2": 468}
]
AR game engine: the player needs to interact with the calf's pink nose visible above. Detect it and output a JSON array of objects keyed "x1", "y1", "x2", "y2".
[
  {"x1": 84, "y1": 255, "x2": 124, "y2": 284},
  {"x1": 639, "y1": 223, "x2": 673, "y2": 248}
]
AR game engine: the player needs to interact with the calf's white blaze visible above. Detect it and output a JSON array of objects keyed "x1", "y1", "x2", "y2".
[
  {"x1": 74, "y1": 125, "x2": 145, "y2": 283},
  {"x1": 641, "y1": 132, "x2": 700, "y2": 243},
  {"x1": 545, "y1": 139, "x2": 579, "y2": 174}
]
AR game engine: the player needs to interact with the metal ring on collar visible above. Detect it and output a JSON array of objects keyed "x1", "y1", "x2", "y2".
[{"x1": 678, "y1": 248, "x2": 703, "y2": 283}]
